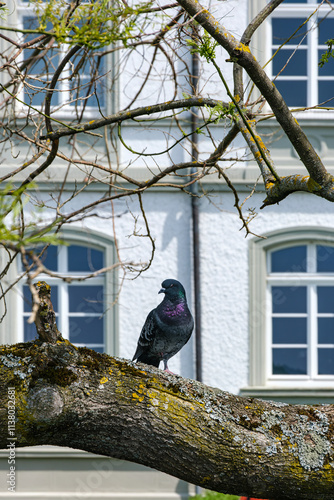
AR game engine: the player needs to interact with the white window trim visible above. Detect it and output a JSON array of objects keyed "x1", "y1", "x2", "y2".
[
  {"x1": 249, "y1": 0, "x2": 334, "y2": 120},
  {"x1": 0, "y1": 226, "x2": 119, "y2": 356},
  {"x1": 246, "y1": 226, "x2": 334, "y2": 398}
]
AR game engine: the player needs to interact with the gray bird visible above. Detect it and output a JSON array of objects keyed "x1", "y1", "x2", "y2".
[{"x1": 132, "y1": 279, "x2": 194, "y2": 372}]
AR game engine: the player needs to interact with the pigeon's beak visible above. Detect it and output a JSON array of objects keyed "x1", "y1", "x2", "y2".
[{"x1": 158, "y1": 287, "x2": 166, "y2": 294}]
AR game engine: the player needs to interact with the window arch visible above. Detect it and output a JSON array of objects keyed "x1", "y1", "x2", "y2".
[
  {"x1": 1, "y1": 228, "x2": 118, "y2": 355},
  {"x1": 245, "y1": 227, "x2": 334, "y2": 401}
]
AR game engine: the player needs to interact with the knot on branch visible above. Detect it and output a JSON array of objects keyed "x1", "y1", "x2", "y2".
[
  {"x1": 28, "y1": 384, "x2": 64, "y2": 422},
  {"x1": 34, "y1": 281, "x2": 63, "y2": 344}
]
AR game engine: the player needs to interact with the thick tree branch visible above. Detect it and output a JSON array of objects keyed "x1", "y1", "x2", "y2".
[
  {"x1": 261, "y1": 174, "x2": 334, "y2": 208},
  {"x1": 0, "y1": 341, "x2": 333, "y2": 499}
]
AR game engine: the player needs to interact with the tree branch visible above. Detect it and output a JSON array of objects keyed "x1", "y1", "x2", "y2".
[
  {"x1": 40, "y1": 98, "x2": 229, "y2": 140},
  {"x1": 0, "y1": 341, "x2": 333, "y2": 499},
  {"x1": 240, "y1": 0, "x2": 285, "y2": 45},
  {"x1": 261, "y1": 174, "x2": 334, "y2": 208}
]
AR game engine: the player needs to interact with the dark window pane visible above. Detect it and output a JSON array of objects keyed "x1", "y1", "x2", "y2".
[
  {"x1": 71, "y1": 50, "x2": 105, "y2": 76},
  {"x1": 68, "y1": 245, "x2": 103, "y2": 272},
  {"x1": 23, "y1": 285, "x2": 58, "y2": 313},
  {"x1": 284, "y1": 0, "x2": 307, "y2": 2},
  {"x1": 318, "y1": 81, "x2": 334, "y2": 105},
  {"x1": 23, "y1": 17, "x2": 59, "y2": 106},
  {"x1": 24, "y1": 321, "x2": 37, "y2": 342},
  {"x1": 272, "y1": 286, "x2": 307, "y2": 313},
  {"x1": 24, "y1": 80, "x2": 49, "y2": 107},
  {"x1": 36, "y1": 245, "x2": 59, "y2": 271},
  {"x1": 273, "y1": 317, "x2": 307, "y2": 344},
  {"x1": 21, "y1": 245, "x2": 58, "y2": 272},
  {"x1": 69, "y1": 317, "x2": 104, "y2": 344},
  {"x1": 68, "y1": 285, "x2": 104, "y2": 314},
  {"x1": 273, "y1": 49, "x2": 307, "y2": 76},
  {"x1": 318, "y1": 50, "x2": 334, "y2": 76},
  {"x1": 90, "y1": 347, "x2": 104, "y2": 353},
  {"x1": 24, "y1": 51, "x2": 59, "y2": 75},
  {"x1": 318, "y1": 18, "x2": 334, "y2": 45},
  {"x1": 317, "y1": 245, "x2": 334, "y2": 272},
  {"x1": 23, "y1": 16, "x2": 39, "y2": 38},
  {"x1": 23, "y1": 285, "x2": 32, "y2": 313},
  {"x1": 318, "y1": 318, "x2": 334, "y2": 344},
  {"x1": 318, "y1": 348, "x2": 334, "y2": 374},
  {"x1": 275, "y1": 80, "x2": 307, "y2": 107},
  {"x1": 272, "y1": 18, "x2": 308, "y2": 46},
  {"x1": 69, "y1": 77, "x2": 101, "y2": 107},
  {"x1": 273, "y1": 348, "x2": 307, "y2": 374},
  {"x1": 271, "y1": 245, "x2": 307, "y2": 273},
  {"x1": 318, "y1": 286, "x2": 334, "y2": 313},
  {"x1": 67, "y1": 46, "x2": 105, "y2": 109}
]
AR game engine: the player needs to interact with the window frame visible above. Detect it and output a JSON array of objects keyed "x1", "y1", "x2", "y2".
[
  {"x1": 247, "y1": 226, "x2": 334, "y2": 398},
  {"x1": 0, "y1": 227, "x2": 118, "y2": 356},
  {"x1": 249, "y1": 0, "x2": 334, "y2": 119}
]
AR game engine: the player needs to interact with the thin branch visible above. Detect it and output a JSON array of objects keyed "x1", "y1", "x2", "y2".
[
  {"x1": 241, "y1": 0, "x2": 285, "y2": 45},
  {"x1": 215, "y1": 165, "x2": 263, "y2": 238},
  {"x1": 40, "y1": 98, "x2": 229, "y2": 140}
]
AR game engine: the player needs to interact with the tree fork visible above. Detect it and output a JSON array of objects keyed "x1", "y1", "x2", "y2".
[{"x1": 0, "y1": 340, "x2": 334, "y2": 499}]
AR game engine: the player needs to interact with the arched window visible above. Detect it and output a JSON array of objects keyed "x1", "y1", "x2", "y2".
[
  {"x1": 0, "y1": 229, "x2": 118, "y2": 355},
  {"x1": 245, "y1": 227, "x2": 334, "y2": 401}
]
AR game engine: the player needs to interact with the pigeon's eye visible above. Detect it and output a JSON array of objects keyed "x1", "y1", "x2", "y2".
[{"x1": 170, "y1": 284, "x2": 174, "y2": 287}]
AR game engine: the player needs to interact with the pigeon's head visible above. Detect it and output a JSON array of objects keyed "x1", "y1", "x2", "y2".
[{"x1": 159, "y1": 279, "x2": 186, "y2": 301}]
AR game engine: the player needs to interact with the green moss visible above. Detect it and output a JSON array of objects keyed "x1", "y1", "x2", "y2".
[
  {"x1": 31, "y1": 364, "x2": 78, "y2": 387},
  {"x1": 77, "y1": 346, "x2": 111, "y2": 371}
]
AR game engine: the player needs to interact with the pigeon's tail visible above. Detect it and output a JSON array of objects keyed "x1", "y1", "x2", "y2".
[{"x1": 133, "y1": 352, "x2": 160, "y2": 368}]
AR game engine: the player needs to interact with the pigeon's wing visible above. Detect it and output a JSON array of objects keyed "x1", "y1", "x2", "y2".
[{"x1": 132, "y1": 310, "x2": 157, "y2": 361}]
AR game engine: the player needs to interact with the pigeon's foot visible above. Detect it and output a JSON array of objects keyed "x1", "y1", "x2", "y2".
[
  {"x1": 162, "y1": 359, "x2": 173, "y2": 373},
  {"x1": 164, "y1": 368, "x2": 174, "y2": 374}
]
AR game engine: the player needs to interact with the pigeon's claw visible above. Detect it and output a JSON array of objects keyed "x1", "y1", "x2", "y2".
[{"x1": 163, "y1": 359, "x2": 174, "y2": 373}]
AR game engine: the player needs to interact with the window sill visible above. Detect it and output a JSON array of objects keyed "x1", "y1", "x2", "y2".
[
  {"x1": 0, "y1": 445, "x2": 100, "y2": 458},
  {"x1": 240, "y1": 386, "x2": 334, "y2": 404}
]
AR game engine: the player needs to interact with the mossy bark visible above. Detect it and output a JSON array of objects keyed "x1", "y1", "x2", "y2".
[{"x1": 0, "y1": 341, "x2": 334, "y2": 499}]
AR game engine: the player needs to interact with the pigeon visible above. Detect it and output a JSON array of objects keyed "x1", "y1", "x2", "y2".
[{"x1": 132, "y1": 279, "x2": 194, "y2": 372}]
